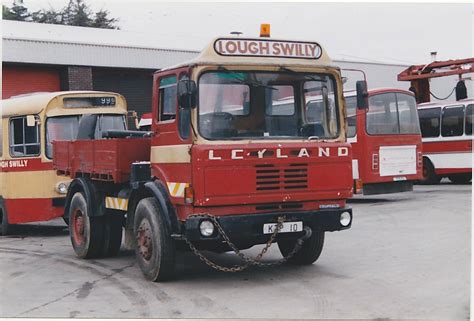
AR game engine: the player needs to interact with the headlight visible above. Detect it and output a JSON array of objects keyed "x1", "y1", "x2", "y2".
[
  {"x1": 56, "y1": 182, "x2": 68, "y2": 194},
  {"x1": 340, "y1": 212, "x2": 351, "y2": 227},
  {"x1": 199, "y1": 220, "x2": 215, "y2": 237}
]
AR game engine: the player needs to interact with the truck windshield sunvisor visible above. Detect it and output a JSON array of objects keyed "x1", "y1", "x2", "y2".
[{"x1": 197, "y1": 71, "x2": 340, "y2": 140}]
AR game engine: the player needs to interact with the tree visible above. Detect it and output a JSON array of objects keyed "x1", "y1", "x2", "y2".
[
  {"x1": 91, "y1": 9, "x2": 119, "y2": 29},
  {"x1": 3, "y1": 0, "x2": 120, "y2": 29},
  {"x1": 2, "y1": 0, "x2": 29, "y2": 21}
]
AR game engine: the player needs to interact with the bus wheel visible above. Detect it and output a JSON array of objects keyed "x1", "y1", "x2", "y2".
[
  {"x1": 100, "y1": 214, "x2": 123, "y2": 257},
  {"x1": 420, "y1": 159, "x2": 441, "y2": 185},
  {"x1": 0, "y1": 203, "x2": 12, "y2": 236},
  {"x1": 134, "y1": 197, "x2": 175, "y2": 281},
  {"x1": 69, "y1": 192, "x2": 104, "y2": 259},
  {"x1": 448, "y1": 173, "x2": 472, "y2": 184},
  {"x1": 278, "y1": 229, "x2": 325, "y2": 265}
]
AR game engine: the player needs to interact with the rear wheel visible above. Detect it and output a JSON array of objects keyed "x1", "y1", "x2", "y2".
[
  {"x1": 134, "y1": 197, "x2": 176, "y2": 281},
  {"x1": 0, "y1": 202, "x2": 12, "y2": 236},
  {"x1": 278, "y1": 228, "x2": 325, "y2": 265},
  {"x1": 448, "y1": 173, "x2": 472, "y2": 184},
  {"x1": 419, "y1": 158, "x2": 441, "y2": 185},
  {"x1": 69, "y1": 192, "x2": 104, "y2": 259}
]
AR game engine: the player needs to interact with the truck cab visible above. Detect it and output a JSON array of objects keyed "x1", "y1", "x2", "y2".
[{"x1": 55, "y1": 36, "x2": 357, "y2": 281}]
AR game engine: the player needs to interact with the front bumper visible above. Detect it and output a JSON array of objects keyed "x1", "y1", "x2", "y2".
[{"x1": 183, "y1": 208, "x2": 352, "y2": 250}]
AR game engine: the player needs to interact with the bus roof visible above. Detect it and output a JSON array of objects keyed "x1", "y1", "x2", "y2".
[
  {"x1": 158, "y1": 37, "x2": 336, "y2": 72},
  {"x1": 344, "y1": 87, "x2": 414, "y2": 97},
  {"x1": 1, "y1": 91, "x2": 126, "y2": 118},
  {"x1": 417, "y1": 99, "x2": 474, "y2": 109}
]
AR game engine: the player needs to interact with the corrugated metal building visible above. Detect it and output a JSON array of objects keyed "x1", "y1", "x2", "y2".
[
  {"x1": 3, "y1": 20, "x2": 467, "y2": 115},
  {"x1": 2, "y1": 21, "x2": 199, "y2": 115}
]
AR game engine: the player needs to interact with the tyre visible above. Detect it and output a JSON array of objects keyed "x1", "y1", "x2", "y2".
[
  {"x1": 278, "y1": 228, "x2": 325, "y2": 265},
  {"x1": 419, "y1": 158, "x2": 441, "y2": 185},
  {"x1": 100, "y1": 213, "x2": 123, "y2": 257},
  {"x1": 134, "y1": 197, "x2": 175, "y2": 281},
  {"x1": 448, "y1": 173, "x2": 472, "y2": 184},
  {"x1": 69, "y1": 192, "x2": 104, "y2": 259},
  {"x1": 0, "y1": 202, "x2": 12, "y2": 236}
]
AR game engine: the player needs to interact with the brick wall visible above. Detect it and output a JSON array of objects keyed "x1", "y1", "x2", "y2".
[{"x1": 67, "y1": 66, "x2": 93, "y2": 90}]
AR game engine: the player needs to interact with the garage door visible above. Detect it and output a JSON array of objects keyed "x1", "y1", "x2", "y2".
[{"x1": 2, "y1": 65, "x2": 61, "y2": 99}]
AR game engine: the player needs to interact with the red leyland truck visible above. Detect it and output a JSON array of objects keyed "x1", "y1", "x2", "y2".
[{"x1": 54, "y1": 31, "x2": 368, "y2": 281}]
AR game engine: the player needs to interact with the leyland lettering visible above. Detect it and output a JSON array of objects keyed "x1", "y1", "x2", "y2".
[{"x1": 208, "y1": 147, "x2": 350, "y2": 160}]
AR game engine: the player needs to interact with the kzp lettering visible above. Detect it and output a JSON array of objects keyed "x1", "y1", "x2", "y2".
[
  {"x1": 0, "y1": 159, "x2": 29, "y2": 168},
  {"x1": 215, "y1": 39, "x2": 322, "y2": 59}
]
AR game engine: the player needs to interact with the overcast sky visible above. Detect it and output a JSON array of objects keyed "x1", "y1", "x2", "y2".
[{"x1": 4, "y1": 1, "x2": 473, "y2": 65}]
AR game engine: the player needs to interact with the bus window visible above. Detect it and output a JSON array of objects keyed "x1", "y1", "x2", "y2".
[
  {"x1": 267, "y1": 86, "x2": 295, "y2": 116},
  {"x1": 46, "y1": 116, "x2": 80, "y2": 158},
  {"x1": 367, "y1": 93, "x2": 399, "y2": 135},
  {"x1": 465, "y1": 104, "x2": 473, "y2": 135},
  {"x1": 418, "y1": 107, "x2": 441, "y2": 138},
  {"x1": 396, "y1": 93, "x2": 420, "y2": 134},
  {"x1": 158, "y1": 76, "x2": 177, "y2": 121},
  {"x1": 345, "y1": 96, "x2": 357, "y2": 137},
  {"x1": 441, "y1": 105, "x2": 464, "y2": 137},
  {"x1": 9, "y1": 116, "x2": 40, "y2": 157},
  {"x1": 94, "y1": 114, "x2": 127, "y2": 139}
]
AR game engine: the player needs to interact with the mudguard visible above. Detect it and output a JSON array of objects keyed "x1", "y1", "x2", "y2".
[{"x1": 64, "y1": 178, "x2": 105, "y2": 218}]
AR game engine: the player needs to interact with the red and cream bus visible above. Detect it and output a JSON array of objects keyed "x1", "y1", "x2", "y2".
[
  {"x1": 417, "y1": 99, "x2": 473, "y2": 184},
  {"x1": 344, "y1": 88, "x2": 423, "y2": 194},
  {"x1": 0, "y1": 91, "x2": 128, "y2": 235}
]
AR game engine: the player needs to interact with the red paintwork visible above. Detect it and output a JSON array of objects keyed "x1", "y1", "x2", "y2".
[
  {"x1": 436, "y1": 168, "x2": 471, "y2": 175},
  {"x1": 422, "y1": 140, "x2": 472, "y2": 153},
  {"x1": 0, "y1": 158, "x2": 53, "y2": 172},
  {"x1": 53, "y1": 138, "x2": 151, "y2": 183},
  {"x1": 398, "y1": 58, "x2": 474, "y2": 81},
  {"x1": 191, "y1": 143, "x2": 352, "y2": 208},
  {"x1": 2, "y1": 65, "x2": 60, "y2": 99},
  {"x1": 350, "y1": 89, "x2": 423, "y2": 189},
  {"x1": 4, "y1": 198, "x2": 63, "y2": 224}
]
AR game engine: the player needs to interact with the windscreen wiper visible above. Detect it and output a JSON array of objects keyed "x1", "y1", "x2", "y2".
[{"x1": 279, "y1": 67, "x2": 327, "y2": 83}]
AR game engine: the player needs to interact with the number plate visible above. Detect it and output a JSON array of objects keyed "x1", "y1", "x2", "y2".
[{"x1": 263, "y1": 221, "x2": 303, "y2": 234}]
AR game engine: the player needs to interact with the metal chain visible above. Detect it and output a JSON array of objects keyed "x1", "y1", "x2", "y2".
[{"x1": 183, "y1": 214, "x2": 308, "y2": 272}]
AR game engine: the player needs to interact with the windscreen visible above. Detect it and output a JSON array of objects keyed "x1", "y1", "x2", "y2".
[
  {"x1": 366, "y1": 93, "x2": 420, "y2": 135},
  {"x1": 46, "y1": 114, "x2": 126, "y2": 158},
  {"x1": 198, "y1": 71, "x2": 340, "y2": 140}
]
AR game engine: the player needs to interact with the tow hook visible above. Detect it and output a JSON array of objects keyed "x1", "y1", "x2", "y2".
[{"x1": 296, "y1": 226, "x2": 312, "y2": 246}]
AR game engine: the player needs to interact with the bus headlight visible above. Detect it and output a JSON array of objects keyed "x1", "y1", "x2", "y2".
[
  {"x1": 340, "y1": 212, "x2": 351, "y2": 227},
  {"x1": 199, "y1": 220, "x2": 215, "y2": 237},
  {"x1": 56, "y1": 182, "x2": 69, "y2": 194}
]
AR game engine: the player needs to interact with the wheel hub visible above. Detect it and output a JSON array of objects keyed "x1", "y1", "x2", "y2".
[
  {"x1": 72, "y1": 209, "x2": 85, "y2": 245},
  {"x1": 137, "y1": 219, "x2": 153, "y2": 262}
]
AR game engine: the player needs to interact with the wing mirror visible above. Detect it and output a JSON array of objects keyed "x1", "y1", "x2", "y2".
[{"x1": 356, "y1": 80, "x2": 369, "y2": 109}]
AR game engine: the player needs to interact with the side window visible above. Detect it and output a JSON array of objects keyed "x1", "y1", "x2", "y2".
[
  {"x1": 158, "y1": 76, "x2": 177, "y2": 121},
  {"x1": 266, "y1": 85, "x2": 294, "y2": 116},
  {"x1": 418, "y1": 107, "x2": 441, "y2": 138},
  {"x1": 465, "y1": 104, "x2": 473, "y2": 136},
  {"x1": 441, "y1": 105, "x2": 464, "y2": 137},
  {"x1": 345, "y1": 96, "x2": 357, "y2": 138},
  {"x1": 9, "y1": 116, "x2": 40, "y2": 157}
]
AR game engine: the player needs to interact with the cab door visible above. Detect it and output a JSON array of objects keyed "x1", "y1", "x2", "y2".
[{"x1": 151, "y1": 67, "x2": 193, "y2": 205}]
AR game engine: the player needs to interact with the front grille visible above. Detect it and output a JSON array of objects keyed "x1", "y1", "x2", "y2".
[{"x1": 255, "y1": 163, "x2": 308, "y2": 191}]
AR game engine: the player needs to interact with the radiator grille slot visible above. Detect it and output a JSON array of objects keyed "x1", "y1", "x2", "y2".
[
  {"x1": 255, "y1": 203, "x2": 303, "y2": 211},
  {"x1": 256, "y1": 163, "x2": 308, "y2": 191}
]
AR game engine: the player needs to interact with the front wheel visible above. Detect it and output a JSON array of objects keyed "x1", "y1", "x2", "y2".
[
  {"x1": 419, "y1": 158, "x2": 441, "y2": 185},
  {"x1": 69, "y1": 192, "x2": 104, "y2": 259},
  {"x1": 134, "y1": 197, "x2": 176, "y2": 281},
  {"x1": 278, "y1": 228, "x2": 325, "y2": 265},
  {"x1": 0, "y1": 202, "x2": 12, "y2": 236}
]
